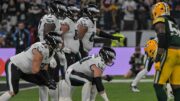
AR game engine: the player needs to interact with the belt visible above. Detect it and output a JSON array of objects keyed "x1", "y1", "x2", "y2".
[{"x1": 169, "y1": 46, "x2": 180, "y2": 49}]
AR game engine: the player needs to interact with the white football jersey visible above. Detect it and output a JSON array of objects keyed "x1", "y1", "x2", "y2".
[
  {"x1": 76, "y1": 17, "x2": 96, "y2": 52},
  {"x1": 10, "y1": 42, "x2": 55, "y2": 74},
  {"x1": 38, "y1": 14, "x2": 60, "y2": 41},
  {"x1": 69, "y1": 55, "x2": 106, "y2": 77},
  {"x1": 62, "y1": 17, "x2": 79, "y2": 54}
]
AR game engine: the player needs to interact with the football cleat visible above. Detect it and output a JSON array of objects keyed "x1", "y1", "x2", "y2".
[{"x1": 131, "y1": 86, "x2": 140, "y2": 92}]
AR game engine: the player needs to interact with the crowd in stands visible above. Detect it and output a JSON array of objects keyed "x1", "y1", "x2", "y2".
[{"x1": 0, "y1": 0, "x2": 180, "y2": 48}]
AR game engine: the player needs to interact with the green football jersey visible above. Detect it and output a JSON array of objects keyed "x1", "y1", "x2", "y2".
[{"x1": 153, "y1": 16, "x2": 180, "y2": 47}]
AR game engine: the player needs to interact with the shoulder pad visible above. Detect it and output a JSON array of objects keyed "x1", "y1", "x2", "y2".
[
  {"x1": 34, "y1": 42, "x2": 48, "y2": 56},
  {"x1": 77, "y1": 18, "x2": 89, "y2": 27},
  {"x1": 43, "y1": 14, "x2": 57, "y2": 24},
  {"x1": 153, "y1": 17, "x2": 165, "y2": 25}
]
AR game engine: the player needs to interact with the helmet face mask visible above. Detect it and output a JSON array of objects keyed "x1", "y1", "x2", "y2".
[
  {"x1": 151, "y1": 2, "x2": 170, "y2": 20},
  {"x1": 83, "y1": 4, "x2": 100, "y2": 19},
  {"x1": 67, "y1": 5, "x2": 80, "y2": 21},
  {"x1": 44, "y1": 32, "x2": 63, "y2": 49},
  {"x1": 99, "y1": 47, "x2": 116, "y2": 66},
  {"x1": 56, "y1": 4, "x2": 67, "y2": 18}
]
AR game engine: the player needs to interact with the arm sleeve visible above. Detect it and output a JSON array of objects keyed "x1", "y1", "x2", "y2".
[
  {"x1": 97, "y1": 30, "x2": 120, "y2": 40},
  {"x1": 93, "y1": 77, "x2": 105, "y2": 92}
]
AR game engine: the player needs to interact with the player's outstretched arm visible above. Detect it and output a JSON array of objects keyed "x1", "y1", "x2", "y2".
[{"x1": 96, "y1": 28, "x2": 122, "y2": 40}]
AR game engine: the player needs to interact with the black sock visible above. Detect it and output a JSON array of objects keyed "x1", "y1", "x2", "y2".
[
  {"x1": 154, "y1": 84, "x2": 167, "y2": 101},
  {"x1": 173, "y1": 88, "x2": 180, "y2": 101}
]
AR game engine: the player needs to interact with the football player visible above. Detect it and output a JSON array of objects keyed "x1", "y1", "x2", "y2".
[
  {"x1": 131, "y1": 38, "x2": 157, "y2": 92},
  {"x1": 152, "y1": 2, "x2": 180, "y2": 101},
  {"x1": 65, "y1": 47, "x2": 116, "y2": 101},
  {"x1": 76, "y1": 4, "x2": 117, "y2": 100},
  {"x1": 58, "y1": 4, "x2": 81, "y2": 100},
  {"x1": 76, "y1": 4, "x2": 121, "y2": 58},
  {"x1": 131, "y1": 38, "x2": 174, "y2": 100},
  {"x1": 38, "y1": 1, "x2": 67, "y2": 101},
  {"x1": 0, "y1": 32, "x2": 62, "y2": 101},
  {"x1": 61, "y1": 4, "x2": 81, "y2": 69}
]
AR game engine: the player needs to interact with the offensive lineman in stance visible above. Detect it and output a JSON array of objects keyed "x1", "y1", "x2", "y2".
[
  {"x1": 65, "y1": 47, "x2": 116, "y2": 101},
  {"x1": 0, "y1": 32, "x2": 62, "y2": 101},
  {"x1": 38, "y1": 1, "x2": 67, "y2": 101},
  {"x1": 152, "y1": 2, "x2": 180, "y2": 101}
]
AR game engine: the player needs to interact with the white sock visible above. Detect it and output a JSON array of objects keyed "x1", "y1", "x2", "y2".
[
  {"x1": 166, "y1": 83, "x2": 173, "y2": 98},
  {"x1": 49, "y1": 82, "x2": 59, "y2": 101},
  {"x1": 90, "y1": 85, "x2": 97, "y2": 101},
  {"x1": 131, "y1": 69, "x2": 148, "y2": 86},
  {"x1": 0, "y1": 91, "x2": 12, "y2": 101},
  {"x1": 59, "y1": 80, "x2": 72, "y2": 101},
  {"x1": 39, "y1": 86, "x2": 49, "y2": 101},
  {"x1": 82, "y1": 83, "x2": 92, "y2": 101}
]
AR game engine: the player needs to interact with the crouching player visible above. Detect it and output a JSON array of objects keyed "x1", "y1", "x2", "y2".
[
  {"x1": 131, "y1": 38, "x2": 174, "y2": 100},
  {"x1": 64, "y1": 47, "x2": 116, "y2": 101},
  {"x1": 0, "y1": 32, "x2": 62, "y2": 101},
  {"x1": 131, "y1": 38, "x2": 157, "y2": 92}
]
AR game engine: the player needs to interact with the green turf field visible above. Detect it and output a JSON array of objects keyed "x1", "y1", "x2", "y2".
[{"x1": 7, "y1": 82, "x2": 157, "y2": 101}]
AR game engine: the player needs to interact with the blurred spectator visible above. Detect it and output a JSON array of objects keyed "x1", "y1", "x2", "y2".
[
  {"x1": 0, "y1": 35, "x2": 5, "y2": 47},
  {"x1": 136, "y1": 0, "x2": 149, "y2": 30},
  {"x1": 171, "y1": 0, "x2": 180, "y2": 28},
  {"x1": 7, "y1": 0, "x2": 17, "y2": 27},
  {"x1": 81, "y1": 0, "x2": 96, "y2": 8},
  {"x1": 13, "y1": 22, "x2": 31, "y2": 54},
  {"x1": 110, "y1": 0, "x2": 119, "y2": 29},
  {"x1": 16, "y1": 0, "x2": 29, "y2": 22},
  {"x1": 101, "y1": 0, "x2": 113, "y2": 30},
  {"x1": 122, "y1": 0, "x2": 137, "y2": 30},
  {"x1": 27, "y1": 0, "x2": 42, "y2": 27},
  {"x1": 114, "y1": 0, "x2": 124, "y2": 30},
  {"x1": 124, "y1": 47, "x2": 144, "y2": 78},
  {"x1": 1, "y1": 0, "x2": 8, "y2": 20},
  {"x1": 0, "y1": 20, "x2": 8, "y2": 36}
]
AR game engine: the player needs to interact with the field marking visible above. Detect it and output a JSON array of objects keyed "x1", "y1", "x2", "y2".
[
  {"x1": 0, "y1": 80, "x2": 30, "y2": 84},
  {"x1": 105, "y1": 79, "x2": 153, "y2": 83},
  {"x1": 0, "y1": 86, "x2": 38, "y2": 94},
  {"x1": 0, "y1": 79, "x2": 153, "y2": 94},
  {"x1": 0, "y1": 79, "x2": 153, "y2": 84}
]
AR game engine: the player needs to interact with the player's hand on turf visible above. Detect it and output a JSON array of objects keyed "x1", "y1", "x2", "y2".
[
  {"x1": 47, "y1": 79, "x2": 56, "y2": 90},
  {"x1": 103, "y1": 75, "x2": 113, "y2": 82}
]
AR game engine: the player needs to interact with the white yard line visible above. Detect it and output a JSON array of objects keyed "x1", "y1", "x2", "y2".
[
  {"x1": 0, "y1": 79, "x2": 153, "y2": 94},
  {"x1": 0, "y1": 79, "x2": 153, "y2": 84},
  {"x1": 0, "y1": 86, "x2": 38, "y2": 94}
]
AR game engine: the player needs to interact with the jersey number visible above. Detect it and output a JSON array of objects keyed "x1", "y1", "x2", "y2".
[{"x1": 168, "y1": 21, "x2": 180, "y2": 37}]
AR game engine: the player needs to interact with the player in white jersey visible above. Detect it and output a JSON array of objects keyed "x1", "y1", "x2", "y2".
[
  {"x1": 61, "y1": 4, "x2": 81, "y2": 68},
  {"x1": 64, "y1": 47, "x2": 116, "y2": 101},
  {"x1": 37, "y1": 1, "x2": 68, "y2": 101},
  {"x1": 76, "y1": 4, "x2": 121, "y2": 58},
  {"x1": 0, "y1": 32, "x2": 62, "y2": 101},
  {"x1": 58, "y1": 4, "x2": 83, "y2": 101},
  {"x1": 75, "y1": 4, "x2": 118, "y2": 100}
]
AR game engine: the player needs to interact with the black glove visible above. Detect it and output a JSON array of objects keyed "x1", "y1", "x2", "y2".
[
  {"x1": 47, "y1": 79, "x2": 56, "y2": 90},
  {"x1": 103, "y1": 75, "x2": 113, "y2": 82}
]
